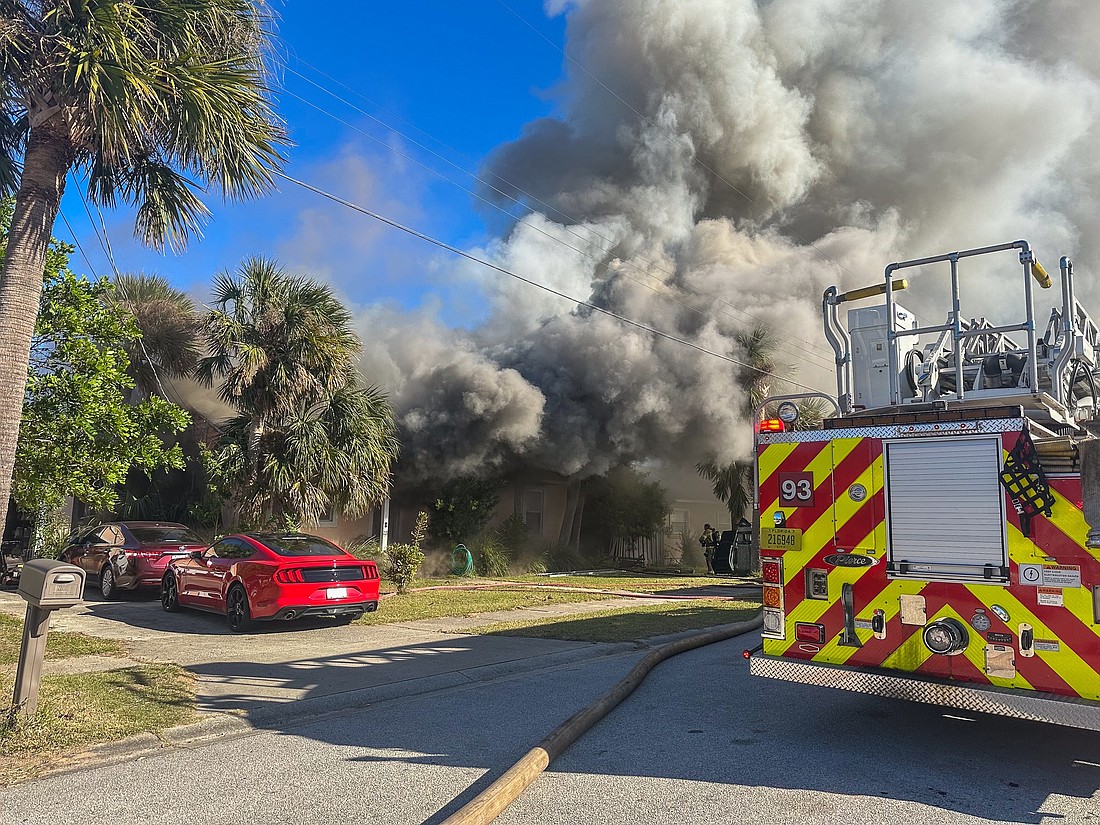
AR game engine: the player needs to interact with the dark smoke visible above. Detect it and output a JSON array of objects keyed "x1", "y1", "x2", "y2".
[{"x1": 358, "y1": 0, "x2": 1100, "y2": 481}]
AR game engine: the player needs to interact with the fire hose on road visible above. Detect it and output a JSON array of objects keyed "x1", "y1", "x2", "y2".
[{"x1": 436, "y1": 612, "x2": 764, "y2": 825}]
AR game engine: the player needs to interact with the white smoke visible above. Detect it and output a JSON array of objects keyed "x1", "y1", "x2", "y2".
[{"x1": 356, "y1": 0, "x2": 1100, "y2": 481}]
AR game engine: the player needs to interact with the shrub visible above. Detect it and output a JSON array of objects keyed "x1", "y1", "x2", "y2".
[
  {"x1": 545, "y1": 547, "x2": 587, "y2": 573},
  {"x1": 523, "y1": 555, "x2": 548, "y2": 575},
  {"x1": 473, "y1": 535, "x2": 510, "y2": 577},
  {"x1": 384, "y1": 511, "x2": 428, "y2": 594},
  {"x1": 495, "y1": 513, "x2": 530, "y2": 556}
]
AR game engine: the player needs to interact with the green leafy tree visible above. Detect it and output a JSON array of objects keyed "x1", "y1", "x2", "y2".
[
  {"x1": 6, "y1": 222, "x2": 189, "y2": 530},
  {"x1": 198, "y1": 258, "x2": 399, "y2": 527},
  {"x1": 583, "y1": 466, "x2": 671, "y2": 554},
  {"x1": 0, "y1": 0, "x2": 287, "y2": 543},
  {"x1": 429, "y1": 475, "x2": 501, "y2": 544}
]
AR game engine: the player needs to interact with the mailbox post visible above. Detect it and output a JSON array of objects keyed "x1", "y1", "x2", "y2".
[{"x1": 12, "y1": 559, "x2": 85, "y2": 722}]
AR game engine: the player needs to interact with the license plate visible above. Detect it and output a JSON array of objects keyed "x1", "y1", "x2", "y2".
[
  {"x1": 760, "y1": 527, "x2": 802, "y2": 551},
  {"x1": 326, "y1": 587, "x2": 348, "y2": 599}
]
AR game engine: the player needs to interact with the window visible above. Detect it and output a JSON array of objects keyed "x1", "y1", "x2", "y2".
[
  {"x1": 524, "y1": 488, "x2": 544, "y2": 536},
  {"x1": 210, "y1": 539, "x2": 255, "y2": 560},
  {"x1": 256, "y1": 534, "x2": 345, "y2": 557},
  {"x1": 95, "y1": 525, "x2": 125, "y2": 546},
  {"x1": 128, "y1": 526, "x2": 202, "y2": 545},
  {"x1": 317, "y1": 506, "x2": 336, "y2": 525}
]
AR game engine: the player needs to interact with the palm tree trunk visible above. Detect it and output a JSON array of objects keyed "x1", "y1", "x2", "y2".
[{"x1": 0, "y1": 124, "x2": 74, "y2": 544}]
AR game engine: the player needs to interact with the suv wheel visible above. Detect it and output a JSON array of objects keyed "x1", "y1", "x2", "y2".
[{"x1": 100, "y1": 565, "x2": 119, "y2": 600}]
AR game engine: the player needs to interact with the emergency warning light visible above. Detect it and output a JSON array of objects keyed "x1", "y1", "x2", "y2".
[{"x1": 758, "y1": 419, "x2": 785, "y2": 433}]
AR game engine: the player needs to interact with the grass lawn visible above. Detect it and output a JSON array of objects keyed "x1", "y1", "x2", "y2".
[
  {"x1": 472, "y1": 599, "x2": 762, "y2": 643},
  {"x1": 359, "y1": 587, "x2": 615, "y2": 625},
  {"x1": 363, "y1": 573, "x2": 756, "y2": 626},
  {"x1": 512, "y1": 574, "x2": 746, "y2": 592},
  {"x1": 0, "y1": 613, "x2": 196, "y2": 785},
  {"x1": 0, "y1": 612, "x2": 123, "y2": 666}
]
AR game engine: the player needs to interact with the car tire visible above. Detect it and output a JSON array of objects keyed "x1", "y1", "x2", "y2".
[
  {"x1": 226, "y1": 585, "x2": 253, "y2": 633},
  {"x1": 161, "y1": 574, "x2": 180, "y2": 613},
  {"x1": 100, "y1": 565, "x2": 119, "y2": 600}
]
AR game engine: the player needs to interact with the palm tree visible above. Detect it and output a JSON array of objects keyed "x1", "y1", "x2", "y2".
[
  {"x1": 696, "y1": 458, "x2": 753, "y2": 526},
  {"x1": 0, "y1": 0, "x2": 287, "y2": 541},
  {"x1": 113, "y1": 273, "x2": 201, "y2": 400},
  {"x1": 696, "y1": 326, "x2": 783, "y2": 526},
  {"x1": 197, "y1": 258, "x2": 399, "y2": 526}
]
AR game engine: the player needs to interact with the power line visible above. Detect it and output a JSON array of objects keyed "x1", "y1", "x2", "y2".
[
  {"x1": 58, "y1": 202, "x2": 225, "y2": 434},
  {"x1": 276, "y1": 170, "x2": 830, "y2": 395},
  {"x1": 278, "y1": 68, "x2": 839, "y2": 374}
]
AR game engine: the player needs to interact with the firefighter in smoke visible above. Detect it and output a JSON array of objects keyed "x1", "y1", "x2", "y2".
[{"x1": 698, "y1": 523, "x2": 718, "y2": 574}]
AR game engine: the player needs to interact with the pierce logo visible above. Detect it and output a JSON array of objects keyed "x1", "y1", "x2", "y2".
[{"x1": 823, "y1": 553, "x2": 877, "y2": 568}]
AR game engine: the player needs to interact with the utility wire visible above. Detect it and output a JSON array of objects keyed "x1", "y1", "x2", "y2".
[
  {"x1": 283, "y1": 55, "x2": 839, "y2": 363},
  {"x1": 278, "y1": 71, "x2": 838, "y2": 374},
  {"x1": 276, "y1": 170, "x2": 829, "y2": 395},
  {"x1": 59, "y1": 204, "x2": 223, "y2": 433}
]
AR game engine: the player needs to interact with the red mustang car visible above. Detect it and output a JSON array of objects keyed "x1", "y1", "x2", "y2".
[{"x1": 161, "y1": 532, "x2": 380, "y2": 632}]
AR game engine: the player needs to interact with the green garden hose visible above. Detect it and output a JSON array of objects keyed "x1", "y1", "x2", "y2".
[{"x1": 451, "y1": 544, "x2": 474, "y2": 576}]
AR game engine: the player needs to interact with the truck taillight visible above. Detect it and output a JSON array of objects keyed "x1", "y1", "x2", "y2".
[
  {"x1": 761, "y1": 555, "x2": 786, "y2": 640},
  {"x1": 761, "y1": 560, "x2": 782, "y2": 583},
  {"x1": 758, "y1": 418, "x2": 785, "y2": 433},
  {"x1": 795, "y1": 622, "x2": 825, "y2": 643},
  {"x1": 762, "y1": 585, "x2": 783, "y2": 608}
]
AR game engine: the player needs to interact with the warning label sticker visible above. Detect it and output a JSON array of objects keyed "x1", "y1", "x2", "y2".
[
  {"x1": 1036, "y1": 587, "x2": 1064, "y2": 607},
  {"x1": 1035, "y1": 640, "x2": 1061, "y2": 652},
  {"x1": 1041, "y1": 566, "x2": 1081, "y2": 588},
  {"x1": 1017, "y1": 564, "x2": 1081, "y2": 589}
]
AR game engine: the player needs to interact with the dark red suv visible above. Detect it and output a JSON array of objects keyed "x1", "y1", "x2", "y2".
[{"x1": 59, "y1": 521, "x2": 207, "y2": 599}]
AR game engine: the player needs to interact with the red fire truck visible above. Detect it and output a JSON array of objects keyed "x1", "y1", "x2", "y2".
[{"x1": 749, "y1": 240, "x2": 1100, "y2": 730}]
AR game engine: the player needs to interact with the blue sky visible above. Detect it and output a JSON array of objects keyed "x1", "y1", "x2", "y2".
[{"x1": 56, "y1": 1, "x2": 568, "y2": 319}]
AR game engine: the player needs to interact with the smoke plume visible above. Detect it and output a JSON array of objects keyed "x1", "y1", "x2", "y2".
[{"x1": 358, "y1": 0, "x2": 1100, "y2": 482}]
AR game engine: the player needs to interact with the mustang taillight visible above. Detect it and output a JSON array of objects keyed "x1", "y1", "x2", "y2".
[{"x1": 274, "y1": 568, "x2": 305, "y2": 584}]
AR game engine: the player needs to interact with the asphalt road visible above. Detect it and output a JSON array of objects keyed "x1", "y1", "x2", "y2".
[{"x1": 2, "y1": 629, "x2": 1097, "y2": 825}]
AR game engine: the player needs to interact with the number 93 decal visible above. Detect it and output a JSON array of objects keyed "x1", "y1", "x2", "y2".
[{"x1": 778, "y1": 472, "x2": 815, "y2": 507}]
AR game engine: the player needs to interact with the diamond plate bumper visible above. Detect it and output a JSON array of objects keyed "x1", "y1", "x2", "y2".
[{"x1": 749, "y1": 655, "x2": 1100, "y2": 731}]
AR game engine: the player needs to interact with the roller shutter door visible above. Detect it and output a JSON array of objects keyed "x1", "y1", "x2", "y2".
[{"x1": 885, "y1": 437, "x2": 1007, "y2": 582}]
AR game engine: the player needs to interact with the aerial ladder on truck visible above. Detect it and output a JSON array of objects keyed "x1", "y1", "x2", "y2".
[{"x1": 747, "y1": 240, "x2": 1100, "y2": 731}]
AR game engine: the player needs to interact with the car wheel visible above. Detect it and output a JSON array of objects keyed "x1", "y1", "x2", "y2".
[
  {"x1": 161, "y1": 574, "x2": 180, "y2": 613},
  {"x1": 226, "y1": 585, "x2": 253, "y2": 633},
  {"x1": 100, "y1": 565, "x2": 119, "y2": 600}
]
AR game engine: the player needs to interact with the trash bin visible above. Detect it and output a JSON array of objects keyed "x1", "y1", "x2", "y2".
[
  {"x1": 734, "y1": 518, "x2": 754, "y2": 574},
  {"x1": 711, "y1": 530, "x2": 736, "y2": 574}
]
